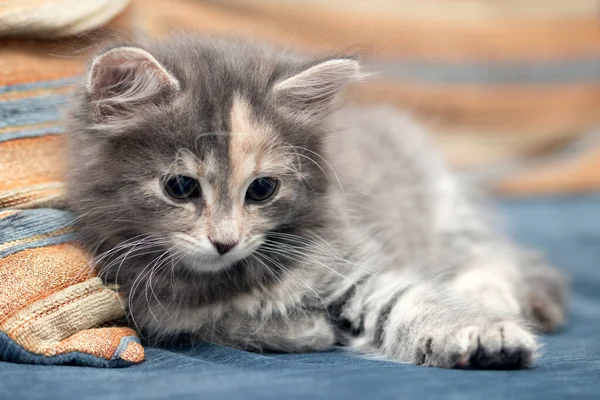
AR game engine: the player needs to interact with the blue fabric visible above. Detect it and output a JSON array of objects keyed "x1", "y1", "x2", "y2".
[
  {"x1": 0, "y1": 209, "x2": 76, "y2": 257},
  {"x1": 1, "y1": 195, "x2": 599, "y2": 400},
  {"x1": 0, "y1": 94, "x2": 68, "y2": 134},
  {"x1": 0, "y1": 332, "x2": 140, "y2": 369},
  {"x1": 0, "y1": 77, "x2": 78, "y2": 94}
]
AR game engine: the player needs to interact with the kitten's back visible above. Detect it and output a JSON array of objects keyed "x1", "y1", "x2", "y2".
[{"x1": 327, "y1": 107, "x2": 445, "y2": 264}]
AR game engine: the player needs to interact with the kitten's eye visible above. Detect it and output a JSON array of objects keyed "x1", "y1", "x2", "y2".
[
  {"x1": 163, "y1": 175, "x2": 201, "y2": 200},
  {"x1": 246, "y1": 177, "x2": 278, "y2": 203}
]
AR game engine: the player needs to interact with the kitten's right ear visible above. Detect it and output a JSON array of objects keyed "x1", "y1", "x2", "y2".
[
  {"x1": 86, "y1": 46, "x2": 180, "y2": 118},
  {"x1": 271, "y1": 58, "x2": 365, "y2": 124}
]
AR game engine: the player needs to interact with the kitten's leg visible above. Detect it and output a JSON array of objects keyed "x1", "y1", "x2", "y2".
[
  {"x1": 334, "y1": 187, "x2": 566, "y2": 367},
  {"x1": 439, "y1": 238, "x2": 567, "y2": 334},
  {"x1": 338, "y1": 271, "x2": 538, "y2": 369},
  {"x1": 200, "y1": 311, "x2": 336, "y2": 353},
  {"x1": 430, "y1": 173, "x2": 567, "y2": 333},
  {"x1": 365, "y1": 237, "x2": 565, "y2": 368},
  {"x1": 405, "y1": 249, "x2": 565, "y2": 368}
]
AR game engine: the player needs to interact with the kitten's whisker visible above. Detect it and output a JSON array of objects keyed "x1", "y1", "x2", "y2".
[
  {"x1": 281, "y1": 144, "x2": 345, "y2": 194},
  {"x1": 272, "y1": 146, "x2": 317, "y2": 193},
  {"x1": 257, "y1": 243, "x2": 370, "y2": 294},
  {"x1": 113, "y1": 239, "x2": 169, "y2": 340},
  {"x1": 95, "y1": 238, "x2": 168, "y2": 278},
  {"x1": 49, "y1": 205, "x2": 123, "y2": 237},
  {"x1": 147, "y1": 245, "x2": 182, "y2": 319},
  {"x1": 248, "y1": 254, "x2": 297, "y2": 314},
  {"x1": 266, "y1": 231, "x2": 381, "y2": 275},
  {"x1": 261, "y1": 235, "x2": 379, "y2": 276},
  {"x1": 94, "y1": 239, "x2": 156, "y2": 276},
  {"x1": 254, "y1": 251, "x2": 331, "y2": 321},
  {"x1": 130, "y1": 244, "x2": 178, "y2": 324},
  {"x1": 128, "y1": 252, "x2": 165, "y2": 329},
  {"x1": 92, "y1": 233, "x2": 162, "y2": 261}
]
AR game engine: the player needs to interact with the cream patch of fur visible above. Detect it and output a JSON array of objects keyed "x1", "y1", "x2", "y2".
[
  {"x1": 228, "y1": 94, "x2": 279, "y2": 200},
  {"x1": 208, "y1": 217, "x2": 241, "y2": 245}
]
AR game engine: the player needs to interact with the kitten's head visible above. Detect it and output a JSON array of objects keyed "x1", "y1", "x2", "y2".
[{"x1": 68, "y1": 36, "x2": 363, "y2": 275}]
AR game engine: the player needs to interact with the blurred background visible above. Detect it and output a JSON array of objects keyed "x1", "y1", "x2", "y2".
[{"x1": 2, "y1": 0, "x2": 600, "y2": 198}]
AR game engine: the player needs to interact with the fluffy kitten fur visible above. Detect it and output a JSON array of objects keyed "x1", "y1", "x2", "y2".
[{"x1": 67, "y1": 34, "x2": 567, "y2": 369}]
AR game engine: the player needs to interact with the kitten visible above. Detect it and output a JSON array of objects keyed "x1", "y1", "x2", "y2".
[{"x1": 67, "y1": 34, "x2": 567, "y2": 369}]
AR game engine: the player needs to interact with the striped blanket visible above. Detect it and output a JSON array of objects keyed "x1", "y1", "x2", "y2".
[
  {"x1": 0, "y1": 4, "x2": 144, "y2": 367},
  {"x1": 0, "y1": 83, "x2": 144, "y2": 367}
]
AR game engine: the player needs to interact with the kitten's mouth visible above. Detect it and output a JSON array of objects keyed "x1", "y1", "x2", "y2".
[
  {"x1": 170, "y1": 233, "x2": 260, "y2": 274},
  {"x1": 175, "y1": 246, "x2": 240, "y2": 273}
]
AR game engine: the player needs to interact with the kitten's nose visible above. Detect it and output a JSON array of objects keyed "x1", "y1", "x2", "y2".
[{"x1": 210, "y1": 240, "x2": 237, "y2": 255}]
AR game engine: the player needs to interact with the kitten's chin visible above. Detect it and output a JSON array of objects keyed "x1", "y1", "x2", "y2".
[{"x1": 179, "y1": 254, "x2": 240, "y2": 274}]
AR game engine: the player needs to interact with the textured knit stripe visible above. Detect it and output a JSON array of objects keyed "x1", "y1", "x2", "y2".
[
  {"x1": 0, "y1": 243, "x2": 92, "y2": 323},
  {"x1": 0, "y1": 86, "x2": 71, "y2": 102},
  {"x1": 0, "y1": 136, "x2": 66, "y2": 201},
  {"x1": 0, "y1": 208, "x2": 76, "y2": 258},
  {"x1": 0, "y1": 126, "x2": 63, "y2": 143},
  {"x1": 0, "y1": 77, "x2": 77, "y2": 96},
  {"x1": 53, "y1": 329, "x2": 144, "y2": 362},
  {"x1": 0, "y1": 121, "x2": 61, "y2": 134},
  {"x1": 0, "y1": 241, "x2": 144, "y2": 364},
  {"x1": 0, "y1": 208, "x2": 74, "y2": 243},
  {"x1": 0, "y1": 330, "x2": 139, "y2": 367},
  {"x1": 0, "y1": 230, "x2": 77, "y2": 258},
  {"x1": 0, "y1": 210, "x2": 19, "y2": 219},
  {"x1": 1, "y1": 278, "x2": 125, "y2": 355},
  {"x1": 0, "y1": 182, "x2": 64, "y2": 205},
  {"x1": 117, "y1": 339, "x2": 145, "y2": 363},
  {"x1": 0, "y1": 187, "x2": 65, "y2": 210},
  {"x1": 112, "y1": 335, "x2": 141, "y2": 360},
  {"x1": 0, "y1": 134, "x2": 66, "y2": 214},
  {"x1": 0, "y1": 93, "x2": 69, "y2": 130}
]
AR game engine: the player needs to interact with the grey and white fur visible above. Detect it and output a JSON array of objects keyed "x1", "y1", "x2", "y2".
[{"x1": 67, "y1": 34, "x2": 567, "y2": 369}]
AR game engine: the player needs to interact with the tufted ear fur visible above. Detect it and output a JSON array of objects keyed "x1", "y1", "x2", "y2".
[
  {"x1": 271, "y1": 58, "x2": 365, "y2": 124},
  {"x1": 86, "y1": 46, "x2": 180, "y2": 119}
]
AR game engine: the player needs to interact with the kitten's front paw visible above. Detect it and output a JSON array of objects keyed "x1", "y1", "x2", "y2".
[{"x1": 415, "y1": 321, "x2": 537, "y2": 369}]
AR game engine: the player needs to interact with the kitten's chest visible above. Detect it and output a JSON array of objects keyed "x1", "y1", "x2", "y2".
[
  {"x1": 225, "y1": 271, "x2": 327, "y2": 318},
  {"x1": 168, "y1": 266, "x2": 326, "y2": 320}
]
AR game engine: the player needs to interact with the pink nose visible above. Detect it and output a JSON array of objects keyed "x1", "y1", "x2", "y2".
[{"x1": 210, "y1": 240, "x2": 238, "y2": 255}]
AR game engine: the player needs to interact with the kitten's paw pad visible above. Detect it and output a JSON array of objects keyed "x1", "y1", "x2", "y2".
[
  {"x1": 417, "y1": 322, "x2": 537, "y2": 369},
  {"x1": 416, "y1": 325, "x2": 480, "y2": 369},
  {"x1": 470, "y1": 322, "x2": 537, "y2": 369}
]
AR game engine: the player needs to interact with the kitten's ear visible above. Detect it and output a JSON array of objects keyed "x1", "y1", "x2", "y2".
[
  {"x1": 86, "y1": 46, "x2": 180, "y2": 118},
  {"x1": 271, "y1": 58, "x2": 365, "y2": 123}
]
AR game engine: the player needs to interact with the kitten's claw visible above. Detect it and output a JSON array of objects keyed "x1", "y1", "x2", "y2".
[{"x1": 416, "y1": 321, "x2": 537, "y2": 369}]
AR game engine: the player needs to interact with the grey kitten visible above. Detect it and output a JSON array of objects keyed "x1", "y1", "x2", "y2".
[{"x1": 67, "y1": 34, "x2": 567, "y2": 369}]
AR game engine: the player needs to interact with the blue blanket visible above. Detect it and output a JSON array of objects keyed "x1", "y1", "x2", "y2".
[{"x1": 2, "y1": 195, "x2": 599, "y2": 400}]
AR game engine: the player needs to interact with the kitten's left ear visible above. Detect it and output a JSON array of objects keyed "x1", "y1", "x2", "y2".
[
  {"x1": 271, "y1": 58, "x2": 366, "y2": 124},
  {"x1": 86, "y1": 46, "x2": 180, "y2": 118}
]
